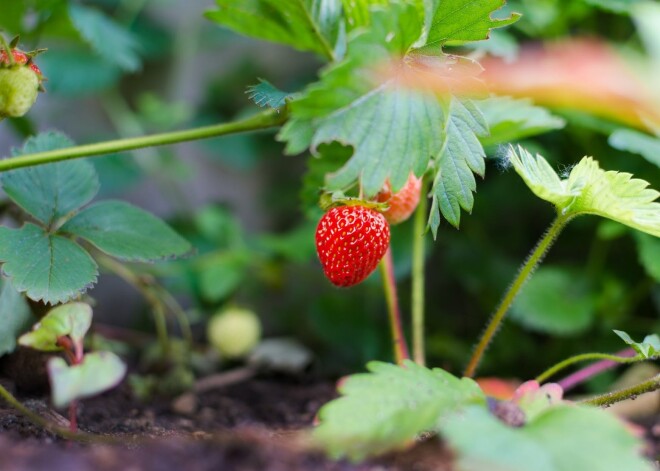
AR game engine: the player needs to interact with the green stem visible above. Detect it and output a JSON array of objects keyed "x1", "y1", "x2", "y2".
[
  {"x1": 579, "y1": 374, "x2": 660, "y2": 407},
  {"x1": 0, "y1": 35, "x2": 14, "y2": 65},
  {"x1": 536, "y1": 352, "x2": 643, "y2": 384},
  {"x1": 464, "y1": 215, "x2": 572, "y2": 378},
  {"x1": 380, "y1": 248, "x2": 411, "y2": 365},
  {"x1": 411, "y1": 179, "x2": 428, "y2": 366},
  {"x1": 0, "y1": 109, "x2": 286, "y2": 172},
  {"x1": 96, "y1": 255, "x2": 170, "y2": 354}
]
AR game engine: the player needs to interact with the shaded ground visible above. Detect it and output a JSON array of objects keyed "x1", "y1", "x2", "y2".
[{"x1": 0, "y1": 376, "x2": 454, "y2": 471}]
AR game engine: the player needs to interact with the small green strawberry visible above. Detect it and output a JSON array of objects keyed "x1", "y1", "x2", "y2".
[
  {"x1": 0, "y1": 43, "x2": 45, "y2": 119},
  {"x1": 207, "y1": 307, "x2": 262, "y2": 359}
]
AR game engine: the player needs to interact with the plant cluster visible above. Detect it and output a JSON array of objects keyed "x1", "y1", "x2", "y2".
[{"x1": 0, "y1": 0, "x2": 659, "y2": 469}]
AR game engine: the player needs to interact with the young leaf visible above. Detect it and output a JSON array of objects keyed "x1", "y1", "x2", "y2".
[
  {"x1": 441, "y1": 405, "x2": 653, "y2": 471},
  {"x1": 510, "y1": 266, "x2": 596, "y2": 335},
  {"x1": 0, "y1": 224, "x2": 98, "y2": 305},
  {"x1": 478, "y1": 97, "x2": 566, "y2": 147},
  {"x1": 69, "y1": 5, "x2": 141, "y2": 72},
  {"x1": 19, "y1": 303, "x2": 92, "y2": 352},
  {"x1": 507, "y1": 145, "x2": 660, "y2": 238},
  {"x1": 246, "y1": 79, "x2": 293, "y2": 109},
  {"x1": 60, "y1": 200, "x2": 192, "y2": 262},
  {"x1": 423, "y1": 0, "x2": 521, "y2": 49},
  {"x1": 0, "y1": 278, "x2": 34, "y2": 356},
  {"x1": 613, "y1": 330, "x2": 660, "y2": 359},
  {"x1": 430, "y1": 98, "x2": 487, "y2": 233},
  {"x1": 205, "y1": 0, "x2": 342, "y2": 60},
  {"x1": 608, "y1": 129, "x2": 660, "y2": 168},
  {"x1": 314, "y1": 360, "x2": 485, "y2": 461},
  {"x1": 48, "y1": 351, "x2": 127, "y2": 409},
  {"x1": 2, "y1": 132, "x2": 100, "y2": 226}
]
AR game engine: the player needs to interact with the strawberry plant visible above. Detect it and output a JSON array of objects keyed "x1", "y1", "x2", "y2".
[{"x1": 0, "y1": 0, "x2": 659, "y2": 469}]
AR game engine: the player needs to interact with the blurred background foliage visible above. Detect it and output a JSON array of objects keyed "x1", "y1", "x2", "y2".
[{"x1": 0, "y1": 0, "x2": 658, "y2": 386}]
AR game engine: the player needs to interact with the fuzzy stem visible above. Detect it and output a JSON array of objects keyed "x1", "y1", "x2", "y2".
[
  {"x1": 464, "y1": 215, "x2": 572, "y2": 378},
  {"x1": 380, "y1": 248, "x2": 411, "y2": 365},
  {"x1": 536, "y1": 351, "x2": 641, "y2": 384},
  {"x1": 579, "y1": 373, "x2": 660, "y2": 407},
  {"x1": 558, "y1": 348, "x2": 638, "y2": 391},
  {"x1": 0, "y1": 109, "x2": 286, "y2": 172},
  {"x1": 411, "y1": 179, "x2": 428, "y2": 366},
  {"x1": 0, "y1": 35, "x2": 14, "y2": 65}
]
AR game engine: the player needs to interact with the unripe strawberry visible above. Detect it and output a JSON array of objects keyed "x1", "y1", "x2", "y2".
[
  {"x1": 207, "y1": 307, "x2": 261, "y2": 359},
  {"x1": 0, "y1": 47, "x2": 44, "y2": 118},
  {"x1": 377, "y1": 174, "x2": 422, "y2": 225},
  {"x1": 315, "y1": 205, "x2": 390, "y2": 287}
]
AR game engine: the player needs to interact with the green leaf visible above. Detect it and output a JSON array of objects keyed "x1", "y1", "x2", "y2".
[
  {"x1": 314, "y1": 360, "x2": 485, "y2": 461},
  {"x1": 478, "y1": 97, "x2": 565, "y2": 147},
  {"x1": 48, "y1": 351, "x2": 126, "y2": 409},
  {"x1": 19, "y1": 303, "x2": 92, "y2": 352},
  {"x1": 38, "y1": 49, "x2": 122, "y2": 96},
  {"x1": 585, "y1": 0, "x2": 646, "y2": 15},
  {"x1": 69, "y1": 5, "x2": 141, "y2": 72},
  {"x1": 635, "y1": 232, "x2": 660, "y2": 281},
  {"x1": 0, "y1": 224, "x2": 98, "y2": 305},
  {"x1": 0, "y1": 278, "x2": 34, "y2": 356},
  {"x1": 632, "y1": 2, "x2": 660, "y2": 64},
  {"x1": 3, "y1": 132, "x2": 100, "y2": 226},
  {"x1": 61, "y1": 201, "x2": 192, "y2": 262},
  {"x1": 430, "y1": 99, "x2": 487, "y2": 233},
  {"x1": 300, "y1": 142, "x2": 352, "y2": 218},
  {"x1": 507, "y1": 145, "x2": 660, "y2": 237},
  {"x1": 441, "y1": 405, "x2": 653, "y2": 471},
  {"x1": 613, "y1": 330, "x2": 660, "y2": 359},
  {"x1": 246, "y1": 79, "x2": 293, "y2": 109},
  {"x1": 608, "y1": 129, "x2": 660, "y2": 168},
  {"x1": 424, "y1": 0, "x2": 521, "y2": 49},
  {"x1": 205, "y1": 0, "x2": 342, "y2": 59},
  {"x1": 510, "y1": 266, "x2": 596, "y2": 335},
  {"x1": 284, "y1": 2, "x2": 442, "y2": 196},
  {"x1": 198, "y1": 252, "x2": 251, "y2": 302}
]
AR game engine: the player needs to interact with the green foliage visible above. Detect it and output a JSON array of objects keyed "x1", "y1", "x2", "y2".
[
  {"x1": 478, "y1": 97, "x2": 566, "y2": 147},
  {"x1": 585, "y1": 0, "x2": 646, "y2": 15},
  {"x1": 2, "y1": 132, "x2": 99, "y2": 225},
  {"x1": 48, "y1": 351, "x2": 126, "y2": 409},
  {"x1": 0, "y1": 224, "x2": 98, "y2": 305},
  {"x1": 38, "y1": 50, "x2": 123, "y2": 96},
  {"x1": 424, "y1": 0, "x2": 521, "y2": 48},
  {"x1": 430, "y1": 99, "x2": 487, "y2": 232},
  {"x1": 608, "y1": 129, "x2": 660, "y2": 168},
  {"x1": 635, "y1": 232, "x2": 660, "y2": 281},
  {"x1": 0, "y1": 278, "x2": 34, "y2": 356},
  {"x1": 613, "y1": 330, "x2": 660, "y2": 359},
  {"x1": 314, "y1": 360, "x2": 485, "y2": 461},
  {"x1": 69, "y1": 4, "x2": 142, "y2": 72},
  {"x1": 508, "y1": 145, "x2": 660, "y2": 237},
  {"x1": 511, "y1": 266, "x2": 596, "y2": 334},
  {"x1": 206, "y1": 0, "x2": 343, "y2": 59},
  {"x1": 61, "y1": 201, "x2": 192, "y2": 262},
  {"x1": 441, "y1": 405, "x2": 653, "y2": 471},
  {"x1": 246, "y1": 79, "x2": 293, "y2": 109},
  {"x1": 0, "y1": 132, "x2": 191, "y2": 304},
  {"x1": 19, "y1": 303, "x2": 92, "y2": 352}
]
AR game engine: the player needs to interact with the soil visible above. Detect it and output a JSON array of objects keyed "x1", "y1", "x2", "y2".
[{"x1": 0, "y1": 374, "x2": 455, "y2": 471}]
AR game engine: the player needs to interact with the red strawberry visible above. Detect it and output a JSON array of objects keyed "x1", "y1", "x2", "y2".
[
  {"x1": 315, "y1": 205, "x2": 390, "y2": 287},
  {"x1": 377, "y1": 173, "x2": 422, "y2": 225}
]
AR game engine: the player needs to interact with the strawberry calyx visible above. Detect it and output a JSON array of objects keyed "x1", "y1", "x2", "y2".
[
  {"x1": 319, "y1": 192, "x2": 389, "y2": 213},
  {"x1": 0, "y1": 36, "x2": 46, "y2": 86}
]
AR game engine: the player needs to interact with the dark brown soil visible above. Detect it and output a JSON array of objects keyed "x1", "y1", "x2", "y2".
[{"x1": 0, "y1": 375, "x2": 454, "y2": 471}]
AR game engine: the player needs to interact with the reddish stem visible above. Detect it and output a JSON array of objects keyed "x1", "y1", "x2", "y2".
[
  {"x1": 68, "y1": 401, "x2": 78, "y2": 434},
  {"x1": 380, "y1": 248, "x2": 411, "y2": 364},
  {"x1": 558, "y1": 348, "x2": 636, "y2": 392}
]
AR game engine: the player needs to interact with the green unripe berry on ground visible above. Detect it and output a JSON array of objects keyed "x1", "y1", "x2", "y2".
[
  {"x1": 207, "y1": 307, "x2": 261, "y2": 359},
  {"x1": 0, "y1": 66, "x2": 39, "y2": 118}
]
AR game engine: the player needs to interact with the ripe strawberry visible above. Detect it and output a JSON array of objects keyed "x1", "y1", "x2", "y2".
[
  {"x1": 315, "y1": 205, "x2": 390, "y2": 287},
  {"x1": 377, "y1": 173, "x2": 422, "y2": 225},
  {"x1": 0, "y1": 46, "x2": 44, "y2": 119}
]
